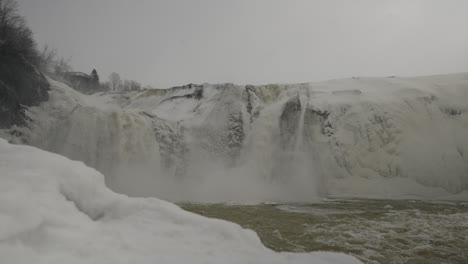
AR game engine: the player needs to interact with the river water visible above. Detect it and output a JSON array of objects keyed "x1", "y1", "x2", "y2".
[{"x1": 181, "y1": 199, "x2": 468, "y2": 264}]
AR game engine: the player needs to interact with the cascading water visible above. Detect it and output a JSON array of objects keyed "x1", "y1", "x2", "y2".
[
  {"x1": 14, "y1": 74, "x2": 468, "y2": 202},
  {"x1": 286, "y1": 90, "x2": 321, "y2": 200},
  {"x1": 294, "y1": 93, "x2": 307, "y2": 151}
]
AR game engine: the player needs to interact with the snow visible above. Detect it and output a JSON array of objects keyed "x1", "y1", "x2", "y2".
[
  {"x1": 0, "y1": 138, "x2": 361, "y2": 263},
  {"x1": 2, "y1": 73, "x2": 468, "y2": 202},
  {"x1": 310, "y1": 74, "x2": 468, "y2": 199}
]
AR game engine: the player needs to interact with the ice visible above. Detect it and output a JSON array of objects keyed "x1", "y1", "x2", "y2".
[
  {"x1": 0, "y1": 138, "x2": 361, "y2": 264},
  {"x1": 3, "y1": 73, "x2": 468, "y2": 202}
]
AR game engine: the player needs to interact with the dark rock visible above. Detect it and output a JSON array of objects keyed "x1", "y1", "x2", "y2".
[
  {"x1": 159, "y1": 84, "x2": 204, "y2": 104},
  {"x1": 144, "y1": 112, "x2": 188, "y2": 178},
  {"x1": 279, "y1": 95, "x2": 302, "y2": 149},
  {"x1": 226, "y1": 113, "x2": 244, "y2": 162},
  {"x1": 305, "y1": 108, "x2": 333, "y2": 137},
  {"x1": 244, "y1": 85, "x2": 263, "y2": 122}
]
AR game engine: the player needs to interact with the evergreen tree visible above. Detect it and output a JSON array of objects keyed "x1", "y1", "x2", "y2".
[{"x1": 91, "y1": 69, "x2": 99, "y2": 83}]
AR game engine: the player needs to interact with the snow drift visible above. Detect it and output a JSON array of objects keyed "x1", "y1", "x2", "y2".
[
  {"x1": 4, "y1": 73, "x2": 468, "y2": 202},
  {"x1": 0, "y1": 138, "x2": 361, "y2": 264}
]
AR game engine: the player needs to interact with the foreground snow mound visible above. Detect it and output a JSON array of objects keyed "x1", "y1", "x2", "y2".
[{"x1": 0, "y1": 139, "x2": 361, "y2": 264}]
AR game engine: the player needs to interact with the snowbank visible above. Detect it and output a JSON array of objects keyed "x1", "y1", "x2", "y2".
[{"x1": 0, "y1": 139, "x2": 361, "y2": 263}]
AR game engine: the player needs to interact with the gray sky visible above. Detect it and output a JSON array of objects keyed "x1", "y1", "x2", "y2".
[{"x1": 17, "y1": 0, "x2": 468, "y2": 88}]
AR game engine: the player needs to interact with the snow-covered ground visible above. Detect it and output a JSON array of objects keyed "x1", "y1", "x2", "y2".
[
  {"x1": 2, "y1": 73, "x2": 468, "y2": 202},
  {"x1": 0, "y1": 138, "x2": 361, "y2": 263}
]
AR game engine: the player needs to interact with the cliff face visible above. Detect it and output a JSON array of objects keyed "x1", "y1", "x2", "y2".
[{"x1": 0, "y1": 42, "x2": 50, "y2": 128}]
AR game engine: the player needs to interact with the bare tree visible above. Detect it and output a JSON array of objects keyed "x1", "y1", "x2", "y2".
[
  {"x1": 53, "y1": 56, "x2": 72, "y2": 75},
  {"x1": 121, "y1": 79, "x2": 141, "y2": 91},
  {"x1": 121, "y1": 79, "x2": 131, "y2": 91},
  {"x1": 129, "y1": 80, "x2": 141, "y2": 91},
  {"x1": 100, "y1": 81, "x2": 111, "y2": 92},
  {"x1": 38, "y1": 44, "x2": 57, "y2": 73},
  {"x1": 0, "y1": 0, "x2": 20, "y2": 38},
  {"x1": 108, "y1": 72, "x2": 121, "y2": 91}
]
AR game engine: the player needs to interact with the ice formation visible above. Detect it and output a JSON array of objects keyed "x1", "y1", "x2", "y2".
[{"x1": 5, "y1": 73, "x2": 468, "y2": 202}]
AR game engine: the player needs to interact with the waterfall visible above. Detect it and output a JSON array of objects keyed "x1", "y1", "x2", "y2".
[
  {"x1": 294, "y1": 93, "x2": 307, "y2": 152},
  {"x1": 19, "y1": 74, "x2": 468, "y2": 202},
  {"x1": 290, "y1": 91, "x2": 320, "y2": 200},
  {"x1": 23, "y1": 82, "x2": 324, "y2": 202}
]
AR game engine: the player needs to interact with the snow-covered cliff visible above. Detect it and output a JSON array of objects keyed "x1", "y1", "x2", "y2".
[{"x1": 5, "y1": 73, "x2": 468, "y2": 202}]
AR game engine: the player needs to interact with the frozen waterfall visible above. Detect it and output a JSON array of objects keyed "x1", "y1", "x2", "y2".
[{"x1": 6, "y1": 74, "x2": 468, "y2": 202}]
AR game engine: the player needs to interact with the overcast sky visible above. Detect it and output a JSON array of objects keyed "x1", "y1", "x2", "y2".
[{"x1": 17, "y1": 0, "x2": 468, "y2": 88}]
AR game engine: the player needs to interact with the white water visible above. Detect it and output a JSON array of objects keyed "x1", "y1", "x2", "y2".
[
  {"x1": 6, "y1": 74, "x2": 468, "y2": 202},
  {"x1": 295, "y1": 93, "x2": 307, "y2": 151}
]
